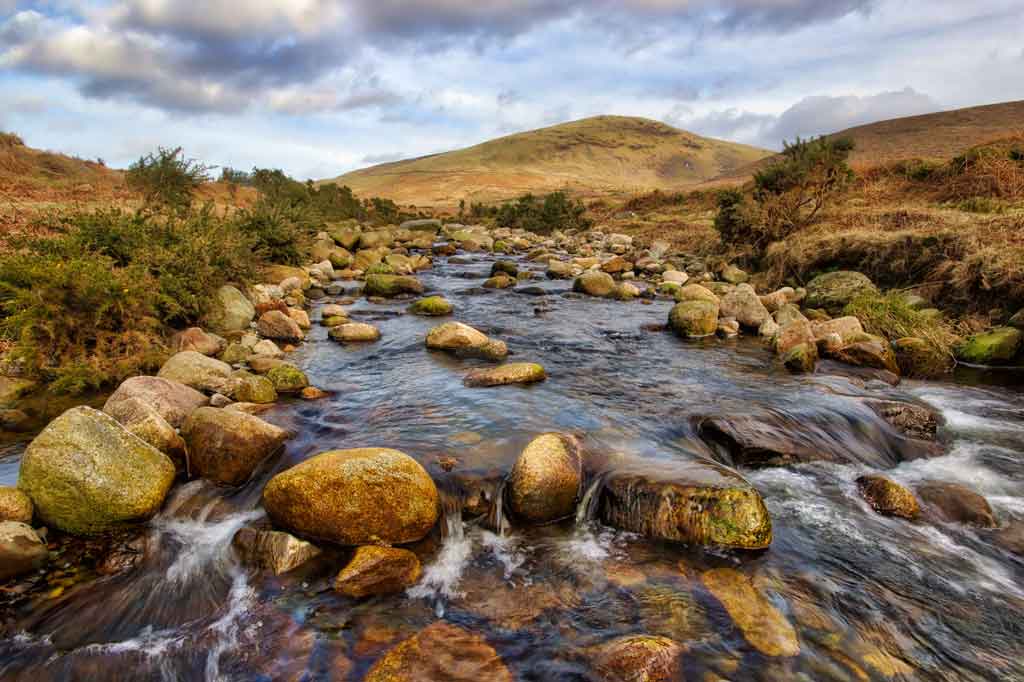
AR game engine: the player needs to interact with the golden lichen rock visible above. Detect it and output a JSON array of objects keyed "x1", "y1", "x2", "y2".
[
  {"x1": 365, "y1": 622, "x2": 512, "y2": 682},
  {"x1": 463, "y1": 362, "x2": 546, "y2": 388},
  {"x1": 335, "y1": 546, "x2": 422, "y2": 598},
  {"x1": 701, "y1": 568, "x2": 800, "y2": 657},
  {"x1": 508, "y1": 433, "x2": 582, "y2": 524}
]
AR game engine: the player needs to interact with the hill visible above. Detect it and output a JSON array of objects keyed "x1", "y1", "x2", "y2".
[{"x1": 327, "y1": 116, "x2": 771, "y2": 207}]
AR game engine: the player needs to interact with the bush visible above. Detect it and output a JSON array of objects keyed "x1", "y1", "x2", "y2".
[
  {"x1": 495, "y1": 191, "x2": 591, "y2": 234},
  {"x1": 127, "y1": 146, "x2": 212, "y2": 211},
  {"x1": 233, "y1": 200, "x2": 313, "y2": 266}
]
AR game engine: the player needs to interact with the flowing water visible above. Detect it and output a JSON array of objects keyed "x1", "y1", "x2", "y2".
[{"x1": 2, "y1": 252, "x2": 1023, "y2": 680}]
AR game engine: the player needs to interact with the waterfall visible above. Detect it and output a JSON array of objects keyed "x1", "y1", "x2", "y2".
[
  {"x1": 485, "y1": 476, "x2": 510, "y2": 536},
  {"x1": 408, "y1": 489, "x2": 473, "y2": 616},
  {"x1": 575, "y1": 471, "x2": 608, "y2": 528}
]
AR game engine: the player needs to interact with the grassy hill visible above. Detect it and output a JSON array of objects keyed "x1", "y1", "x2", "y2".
[{"x1": 327, "y1": 115, "x2": 771, "y2": 207}]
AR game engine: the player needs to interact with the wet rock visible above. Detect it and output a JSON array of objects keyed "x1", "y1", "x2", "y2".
[
  {"x1": 573, "y1": 270, "x2": 617, "y2": 297},
  {"x1": 695, "y1": 415, "x2": 831, "y2": 467},
  {"x1": 205, "y1": 285, "x2": 256, "y2": 334},
  {"x1": 892, "y1": 337, "x2": 951, "y2": 378},
  {"x1": 833, "y1": 334, "x2": 900, "y2": 375},
  {"x1": 491, "y1": 261, "x2": 518, "y2": 278},
  {"x1": 329, "y1": 322, "x2": 382, "y2": 343},
  {"x1": 674, "y1": 283, "x2": 719, "y2": 304},
  {"x1": 464, "y1": 362, "x2": 547, "y2": 387},
  {"x1": 365, "y1": 622, "x2": 513, "y2": 682},
  {"x1": 157, "y1": 350, "x2": 234, "y2": 395},
  {"x1": 104, "y1": 375, "x2": 209, "y2": 429},
  {"x1": 97, "y1": 535, "x2": 147, "y2": 576},
  {"x1": 956, "y1": 327, "x2": 1023, "y2": 365},
  {"x1": 363, "y1": 274, "x2": 425, "y2": 298},
  {"x1": 334, "y1": 546, "x2": 422, "y2": 598},
  {"x1": 263, "y1": 448, "x2": 439, "y2": 545},
  {"x1": 182, "y1": 407, "x2": 288, "y2": 486},
  {"x1": 409, "y1": 296, "x2": 453, "y2": 316},
  {"x1": 266, "y1": 364, "x2": 310, "y2": 394},
  {"x1": 864, "y1": 399, "x2": 941, "y2": 443},
  {"x1": 508, "y1": 433, "x2": 582, "y2": 524},
  {"x1": 614, "y1": 282, "x2": 641, "y2": 300},
  {"x1": 18, "y1": 406, "x2": 175, "y2": 534},
  {"x1": 587, "y1": 634, "x2": 683, "y2": 682},
  {"x1": 719, "y1": 284, "x2": 771, "y2": 330},
  {"x1": 804, "y1": 271, "x2": 877, "y2": 315},
  {"x1": 702, "y1": 568, "x2": 799, "y2": 656},
  {"x1": 483, "y1": 274, "x2": 516, "y2": 289},
  {"x1": 599, "y1": 459, "x2": 772, "y2": 549},
  {"x1": 916, "y1": 481, "x2": 997, "y2": 527},
  {"x1": 783, "y1": 343, "x2": 817, "y2": 374},
  {"x1": 426, "y1": 322, "x2": 507, "y2": 360},
  {"x1": 717, "y1": 318, "x2": 740, "y2": 338},
  {"x1": 856, "y1": 475, "x2": 920, "y2": 519},
  {"x1": 257, "y1": 310, "x2": 304, "y2": 343},
  {"x1": 668, "y1": 300, "x2": 719, "y2": 338},
  {"x1": 232, "y1": 527, "x2": 322, "y2": 575},
  {"x1": 301, "y1": 386, "x2": 329, "y2": 400},
  {"x1": 228, "y1": 370, "x2": 278, "y2": 404},
  {"x1": 171, "y1": 327, "x2": 226, "y2": 356},
  {"x1": 0, "y1": 486, "x2": 33, "y2": 523},
  {"x1": 991, "y1": 522, "x2": 1024, "y2": 556},
  {"x1": 0, "y1": 521, "x2": 49, "y2": 581}
]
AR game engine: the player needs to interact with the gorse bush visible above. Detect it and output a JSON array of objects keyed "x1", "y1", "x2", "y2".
[
  {"x1": 127, "y1": 146, "x2": 212, "y2": 211},
  {"x1": 235, "y1": 200, "x2": 312, "y2": 266},
  {"x1": 495, "y1": 191, "x2": 591, "y2": 235}
]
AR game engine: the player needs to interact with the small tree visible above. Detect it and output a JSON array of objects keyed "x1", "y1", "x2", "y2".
[{"x1": 127, "y1": 146, "x2": 212, "y2": 211}]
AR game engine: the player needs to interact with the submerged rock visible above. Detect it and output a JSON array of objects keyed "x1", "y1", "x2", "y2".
[
  {"x1": 700, "y1": 568, "x2": 800, "y2": 657},
  {"x1": 508, "y1": 433, "x2": 583, "y2": 524},
  {"x1": 334, "y1": 546, "x2": 422, "y2": 598},
  {"x1": 329, "y1": 322, "x2": 382, "y2": 343},
  {"x1": 0, "y1": 521, "x2": 49, "y2": 582},
  {"x1": 182, "y1": 407, "x2": 288, "y2": 486},
  {"x1": 0, "y1": 486, "x2": 33, "y2": 524},
  {"x1": 668, "y1": 300, "x2": 719, "y2": 338},
  {"x1": 18, "y1": 407, "x2": 175, "y2": 534},
  {"x1": 263, "y1": 448, "x2": 439, "y2": 545},
  {"x1": 599, "y1": 459, "x2": 772, "y2": 550},
  {"x1": 409, "y1": 296, "x2": 453, "y2": 316},
  {"x1": 365, "y1": 622, "x2": 513, "y2": 682},
  {"x1": 587, "y1": 634, "x2": 684, "y2": 682},
  {"x1": 425, "y1": 322, "x2": 507, "y2": 360},
  {"x1": 856, "y1": 475, "x2": 920, "y2": 519},
  {"x1": 232, "y1": 527, "x2": 322, "y2": 575},
  {"x1": 464, "y1": 362, "x2": 547, "y2": 387},
  {"x1": 916, "y1": 481, "x2": 997, "y2": 527}
]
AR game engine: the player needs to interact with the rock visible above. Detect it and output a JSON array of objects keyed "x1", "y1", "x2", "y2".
[
  {"x1": 483, "y1": 274, "x2": 516, "y2": 289},
  {"x1": 956, "y1": 327, "x2": 1023, "y2": 365},
  {"x1": 695, "y1": 415, "x2": 828, "y2": 467},
  {"x1": 425, "y1": 322, "x2": 507, "y2": 360},
  {"x1": 363, "y1": 274, "x2": 424, "y2": 298},
  {"x1": 172, "y1": 327, "x2": 226, "y2": 356},
  {"x1": 385, "y1": 253, "x2": 415, "y2": 275},
  {"x1": 105, "y1": 397, "x2": 188, "y2": 472},
  {"x1": 228, "y1": 370, "x2": 277, "y2": 404},
  {"x1": 892, "y1": 337, "x2": 951, "y2": 378},
  {"x1": 0, "y1": 408, "x2": 31, "y2": 432},
  {"x1": 248, "y1": 356, "x2": 284, "y2": 374},
  {"x1": 508, "y1": 433, "x2": 583, "y2": 524},
  {"x1": 220, "y1": 342, "x2": 252, "y2": 364},
  {"x1": 1007, "y1": 308, "x2": 1024, "y2": 330},
  {"x1": 700, "y1": 568, "x2": 800, "y2": 657},
  {"x1": 288, "y1": 308, "x2": 311, "y2": 330},
  {"x1": 759, "y1": 318, "x2": 780, "y2": 339},
  {"x1": 358, "y1": 230, "x2": 395, "y2": 249},
  {"x1": 783, "y1": 343, "x2": 817, "y2": 374},
  {"x1": 104, "y1": 375, "x2": 208, "y2": 429},
  {"x1": 354, "y1": 248, "x2": 385, "y2": 271},
  {"x1": 804, "y1": 271, "x2": 877, "y2": 315},
  {"x1": 409, "y1": 296, "x2": 453, "y2": 316},
  {"x1": 301, "y1": 386, "x2": 329, "y2": 400},
  {"x1": 322, "y1": 315, "x2": 348, "y2": 328},
  {"x1": 588, "y1": 635, "x2": 683, "y2": 682},
  {"x1": 991, "y1": 522, "x2": 1024, "y2": 556},
  {"x1": 546, "y1": 260, "x2": 574, "y2": 279},
  {"x1": 157, "y1": 351, "x2": 234, "y2": 395},
  {"x1": 257, "y1": 310, "x2": 304, "y2": 343},
  {"x1": 773, "y1": 303, "x2": 806, "y2": 328},
  {"x1": 205, "y1": 285, "x2": 255, "y2": 334},
  {"x1": 613, "y1": 282, "x2": 640, "y2": 300},
  {"x1": 573, "y1": 270, "x2": 617, "y2": 298},
  {"x1": 0, "y1": 486, "x2": 33, "y2": 523},
  {"x1": 760, "y1": 287, "x2": 796, "y2": 313},
  {"x1": 833, "y1": 335, "x2": 900, "y2": 375},
  {"x1": 329, "y1": 322, "x2": 382, "y2": 343},
  {"x1": 0, "y1": 521, "x2": 48, "y2": 581},
  {"x1": 400, "y1": 218, "x2": 442, "y2": 232},
  {"x1": 232, "y1": 527, "x2": 321, "y2": 575},
  {"x1": 18, "y1": 407, "x2": 175, "y2": 534},
  {"x1": 490, "y1": 261, "x2": 518, "y2": 278},
  {"x1": 916, "y1": 481, "x2": 997, "y2": 527},
  {"x1": 263, "y1": 448, "x2": 439, "y2": 545},
  {"x1": 674, "y1": 283, "x2": 719, "y2": 304},
  {"x1": 210, "y1": 393, "x2": 232, "y2": 408},
  {"x1": 864, "y1": 399, "x2": 940, "y2": 442},
  {"x1": 252, "y1": 339, "x2": 284, "y2": 358},
  {"x1": 856, "y1": 475, "x2": 920, "y2": 519},
  {"x1": 601, "y1": 256, "x2": 630, "y2": 274},
  {"x1": 322, "y1": 303, "x2": 348, "y2": 319},
  {"x1": 364, "y1": 622, "x2": 513, "y2": 682},
  {"x1": 334, "y1": 546, "x2": 422, "y2": 598},
  {"x1": 182, "y1": 407, "x2": 288, "y2": 486},
  {"x1": 721, "y1": 264, "x2": 749, "y2": 284},
  {"x1": 719, "y1": 284, "x2": 771, "y2": 330},
  {"x1": 775, "y1": 318, "x2": 817, "y2": 357},
  {"x1": 811, "y1": 316, "x2": 864, "y2": 347},
  {"x1": 663, "y1": 270, "x2": 689, "y2": 285},
  {"x1": 0, "y1": 376, "x2": 37, "y2": 407},
  {"x1": 464, "y1": 362, "x2": 547, "y2": 387},
  {"x1": 668, "y1": 300, "x2": 719, "y2": 338},
  {"x1": 717, "y1": 318, "x2": 740, "y2": 337},
  {"x1": 599, "y1": 459, "x2": 772, "y2": 549},
  {"x1": 266, "y1": 364, "x2": 309, "y2": 394},
  {"x1": 264, "y1": 265, "x2": 310, "y2": 290}
]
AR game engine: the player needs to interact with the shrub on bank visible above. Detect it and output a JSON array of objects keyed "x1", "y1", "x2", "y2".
[
  {"x1": 495, "y1": 191, "x2": 591, "y2": 235},
  {"x1": 127, "y1": 146, "x2": 212, "y2": 212}
]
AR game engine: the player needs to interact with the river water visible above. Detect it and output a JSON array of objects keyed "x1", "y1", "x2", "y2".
[{"x1": 1, "y1": 251, "x2": 1023, "y2": 680}]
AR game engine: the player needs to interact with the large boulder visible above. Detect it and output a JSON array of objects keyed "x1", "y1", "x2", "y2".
[
  {"x1": 182, "y1": 407, "x2": 288, "y2": 486},
  {"x1": 464, "y1": 363, "x2": 547, "y2": 387},
  {"x1": 334, "y1": 546, "x2": 422, "y2": 598},
  {"x1": 674, "y1": 284, "x2": 719, "y2": 304},
  {"x1": 171, "y1": 327, "x2": 226, "y2": 356},
  {"x1": 956, "y1": 327, "x2": 1023, "y2": 365},
  {"x1": 916, "y1": 481, "x2": 997, "y2": 527},
  {"x1": 0, "y1": 521, "x2": 49, "y2": 582},
  {"x1": 157, "y1": 351, "x2": 234, "y2": 395},
  {"x1": 719, "y1": 284, "x2": 771, "y2": 330},
  {"x1": 103, "y1": 375, "x2": 208, "y2": 429},
  {"x1": 365, "y1": 622, "x2": 513, "y2": 682},
  {"x1": 363, "y1": 274, "x2": 424, "y2": 298},
  {"x1": 599, "y1": 459, "x2": 772, "y2": 550},
  {"x1": 804, "y1": 271, "x2": 877, "y2": 315},
  {"x1": 668, "y1": 301, "x2": 719, "y2": 338},
  {"x1": 573, "y1": 271, "x2": 617, "y2": 298},
  {"x1": 18, "y1": 407, "x2": 175, "y2": 534},
  {"x1": 701, "y1": 568, "x2": 800, "y2": 657},
  {"x1": 0, "y1": 486, "x2": 33, "y2": 524},
  {"x1": 263, "y1": 448, "x2": 439, "y2": 545},
  {"x1": 205, "y1": 285, "x2": 255, "y2": 334},
  {"x1": 508, "y1": 433, "x2": 582, "y2": 524},
  {"x1": 257, "y1": 310, "x2": 304, "y2": 343},
  {"x1": 426, "y1": 322, "x2": 507, "y2": 360}
]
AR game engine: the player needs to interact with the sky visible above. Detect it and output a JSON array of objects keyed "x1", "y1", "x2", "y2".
[{"x1": 1, "y1": 1, "x2": 1022, "y2": 180}]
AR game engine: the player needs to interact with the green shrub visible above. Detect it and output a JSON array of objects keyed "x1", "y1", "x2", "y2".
[
  {"x1": 127, "y1": 146, "x2": 212, "y2": 211},
  {"x1": 956, "y1": 197, "x2": 1004, "y2": 214},
  {"x1": 234, "y1": 200, "x2": 313, "y2": 266},
  {"x1": 495, "y1": 191, "x2": 591, "y2": 235}
]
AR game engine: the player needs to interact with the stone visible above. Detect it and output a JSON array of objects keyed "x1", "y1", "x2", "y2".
[
  {"x1": 105, "y1": 397, "x2": 188, "y2": 472},
  {"x1": 599, "y1": 459, "x2": 772, "y2": 550},
  {"x1": 775, "y1": 318, "x2": 817, "y2": 357},
  {"x1": 833, "y1": 335, "x2": 900, "y2": 375},
  {"x1": 205, "y1": 285, "x2": 256, "y2": 334},
  {"x1": 1008, "y1": 308, "x2": 1024, "y2": 330},
  {"x1": 400, "y1": 218, "x2": 442, "y2": 232},
  {"x1": 856, "y1": 475, "x2": 919, "y2": 519},
  {"x1": 266, "y1": 364, "x2": 310, "y2": 394},
  {"x1": 365, "y1": 622, "x2": 512, "y2": 682},
  {"x1": 717, "y1": 318, "x2": 740, "y2": 337},
  {"x1": 783, "y1": 343, "x2": 817, "y2": 374},
  {"x1": 804, "y1": 271, "x2": 877, "y2": 315},
  {"x1": 172, "y1": 327, "x2": 226, "y2": 356},
  {"x1": 490, "y1": 261, "x2": 518, "y2": 278},
  {"x1": 426, "y1": 322, "x2": 507, "y2": 360},
  {"x1": 601, "y1": 256, "x2": 630, "y2": 274},
  {"x1": 182, "y1": 407, "x2": 288, "y2": 486},
  {"x1": 719, "y1": 284, "x2": 771, "y2": 330},
  {"x1": 916, "y1": 481, "x2": 997, "y2": 527},
  {"x1": 248, "y1": 356, "x2": 285, "y2": 374},
  {"x1": 464, "y1": 363, "x2": 547, "y2": 387},
  {"x1": 329, "y1": 322, "x2": 382, "y2": 343},
  {"x1": 0, "y1": 521, "x2": 48, "y2": 582},
  {"x1": 812, "y1": 316, "x2": 864, "y2": 347},
  {"x1": 865, "y1": 399, "x2": 941, "y2": 443},
  {"x1": 363, "y1": 274, "x2": 425, "y2": 298},
  {"x1": 104, "y1": 375, "x2": 208, "y2": 429},
  {"x1": 257, "y1": 310, "x2": 304, "y2": 343},
  {"x1": 252, "y1": 339, "x2": 284, "y2": 358},
  {"x1": 892, "y1": 337, "x2": 951, "y2": 378},
  {"x1": 701, "y1": 568, "x2": 800, "y2": 657},
  {"x1": 322, "y1": 303, "x2": 348, "y2": 318},
  {"x1": 334, "y1": 546, "x2": 422, "y2": 598},
  {"x1": 409, "y1": 296, "x2": 453, "y2": 316},
  {"x1": 588, "y1": 635, "x2": 683, "y2": 682},
  {"x1": 760, "y1": 287, "x2": 796, "y2": 313},
  {"x1": 508, "y1": 433, "x2": 582, "y2": 524},
  {"x1": 663, "y1": 270, "x2": 689, "y2": 285},
  {"x1": 720, "y1": 264, "x2": 749, "y2": 284},
  {"x1": 288, "y1": 308, "x2": 311, "y2": 330},
  {"x1": 574, "y1": 270, "x2": 617, "y2": 297},
  {"x1": 220, "y1": 342, "x2": 252, "y2": 365},
  {"x1": 228, "y1": 370, "x2": 278, "y2": 404},
  {"x1": 18, "y1": 407, "x2": 175, "y2": 534},
  {"x1": 0, "y1": 486, "x2": 33, "y2": 523},
  {"x1": 263, "y1": 448, "x2": 439, "y2": 545},
  {"x1": 157, "y1": 351, "x2": 234, "y2": 395},
  {"x1": 674, "y1": 283, "x2": 719, "y2": 304},
  {"x1": 0, "y1": 376, "x2": 37, "y2": 407},
  {"x1": 264, "y1": 265, "x2": 310, "y2": 290},
  {"x1": 483, "y1": 274, "x2": 516, "y2": 289},
  {"x1": 696, "y1": 415, "x2": 833, "y2": 467},
  {"x1": 956, "y1": 327, "x2": 1023, "y2": 365},
  {"x1": 613, "y1": 282, "x2": 640, "y2": 300},
  {"x1": 668, "y1": 300, "x2": 719, "y2": 338},
  {"x1": 232, "y1": 527, "x2": 321, "y2": 575},
  {"x1": 546, "y1": 260, "x2": 574, "y2": 279}
]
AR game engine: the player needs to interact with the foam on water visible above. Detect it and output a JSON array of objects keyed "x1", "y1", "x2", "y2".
[
  {"x1": 157, "y1": 510, "x2": 263, "y2": 585},
  {"x1": 480, "y1": 530, "x2": 526, "y2": 579}
]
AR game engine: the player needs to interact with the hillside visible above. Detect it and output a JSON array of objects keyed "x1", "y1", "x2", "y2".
[{"x1": 327, "y1": 115, "x2": 771, "y2": 207}]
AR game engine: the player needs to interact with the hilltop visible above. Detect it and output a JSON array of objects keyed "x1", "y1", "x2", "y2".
[{"x1": 327, "y1": 115, "x2": 771, "y2": 207}]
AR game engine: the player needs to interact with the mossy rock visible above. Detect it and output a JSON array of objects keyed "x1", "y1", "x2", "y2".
[
  {"x1": 365, "y1": 262, "x2": 395, "y2": 276},
  {"x1": 229, "y1": 370, "x2": 277, "y2": 404},
  {"x1": 0, "y1": 486, "x2": 33, "y2": 524},
  {"x1": 321, "y1": 315, "x2": 348, "y2": 328},
  {"x1": 408, "y1": 296, "x2": 453, "y2": 316},
  {"x1": 783, "y1": 343, "x2": 816, "y2": 374},
  {"x1": 363, "y1": 274, "x2": 425, "y2": 298},
  {"x1": 464, "y1": 362, "x2": 546, "y2": 387},
  {"x1": 856, "y1": 475, "x2": 919, "y2": 519},
  {"x1": 892, "y1": 337, "x2": 952, "y2": 378},
  {"x1": 804, "y1": 271, "x2": 877, "y2": 315},
  {"x1": 956, "y1": 326, "x2": 1023, "y2": 365},
  {"x1": 668, "y1": 300, "x2": 719, "y2": 338},
  {"x1": 490, "y1": 260, "x2": 519, "y2": 278},
  {"x1": 266, "y1": 364, "x2": 309, "y2": 394}
]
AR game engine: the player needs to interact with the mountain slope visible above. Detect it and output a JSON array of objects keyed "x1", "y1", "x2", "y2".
[{"x1": 327, "y1": 116, "x2": 771, "y2": 206}]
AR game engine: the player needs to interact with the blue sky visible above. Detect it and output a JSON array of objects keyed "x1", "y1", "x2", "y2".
[{"x1": 1, "y1": 1, "x2": 1022, "y2": 179}]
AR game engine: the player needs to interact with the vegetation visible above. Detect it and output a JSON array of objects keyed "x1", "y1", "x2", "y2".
[
  {"x1": 493, "y1": 191, "x2": 591, "y2": 234},
  {"x1": 126, "y1": 146, "x2": 213, "y2": 211}
]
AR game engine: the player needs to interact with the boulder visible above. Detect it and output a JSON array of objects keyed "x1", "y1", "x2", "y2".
[
  {"x1": 328, "y1": 225, "x2": 362, "y2": 250},
  {"x1": 266, "y1": 364, "x2": 310, "y2": 394},
  {"x1": 220, "y1": 342, "x2": 253, "y2": 365},
  {"x1": 263, "y1": 265, "x2": 310, "y2": 290},
  {"x1": 696, "y1": 415, "x2": 833, "y2": 467},
  {"x1": 601, "y1": 256, "x2": 631, "y2": 274},
  {"x1": 546, "y1": 260, "x2": 574, "y2": 279},
  {"x1": 288, "y1": 308, "x2": 311, "y2": 330},
  {"x1": 701, "y1": 568, "x2": 800, "y2": 657},
  {"x1": 674, "y1": 284, "x2": 719, "y2": 304},
  {"x1": 864, "y1": 399, "x2": 941, "y2": 443},
  {"x1": 719, "y1": 284, "x2": 771, "y2": 330},
  {"x1": 0, "y1": 486, "x2": 33, "y2": 523},
  {"x1": 263, "y1": 448, "x2": 439, "y2": 545},
  {"x1": 956, "y1": 327, "x2": 1023, "y2": 365},
  {"x1": 18, "y1": 407, "x2": 175, "y2": 534},
  {"x1": 775, "y1": 318, "x2": 817, "y2": 357},
  {"x1": 490, "y1": 261, "x2": 518, "y2": 278},
  {"x1": 334, "y1": 546, "x2": 422, "y2": 598},
  {"x1": 257, "y1": 310, "x2": 304, "y2": 343},
  {"x1": 252, "y1": 339, "x2": 284, "y2": 358},
  {"x1": 811, "y1": 316, "x2": 864, "y2": 347},
  {"x1": 668, "y1": 300, "x2": 719, "y2": 338},
  {"x1": 228, "y1": 370, "x2": 277, "y2": 404},
  {"x1": 856, "y1": 475, "x2": 920, "y2": 519},
  {"x1": 573, "y1": 270, "x2": 617, "y2": 297},
  {"x1": 464, "y1": 363, "x2": 547, "y2": 387},
  {"x1": 321, "y1": 303, "x2": 348, "y2": 319},
  {"x1": 916, "y1": 481, "x2": 997, "y2": 527},
  {"x1": 171, "y1": 327, "x2": 226, "y2": 356},
  {"x1": 182, "y1": 407, "x2": 288, "y2": 486},
  {"x1": 0, "y1": 521, "x2": 48, "y2": 582},
  {"x1": 832, "y1": 334, "x2": 900, "y2": 375},
  {"x1": 329, "y1": 322, "x2": 382, "y2": 343},
  {"x1": 363, "y1": 274, "x2": 425, "y2": 298},
  {"x1": 483, "y1": 274, "x2": 516, "y2": 289},
  {"x1": 232, "y1": 527, "x2": 321, "y2": 575},
  {"x1": 783, "y1": 344, "x2": 816, "y2": 374},
  {"x1": 892, "y1": 337, "x2": 951, "y2": 378},
  {"x1": 426, "y1": 322, "x2": 507, "y2": 360},
  {"x1": 760, "y1": 287, "x2": 796, "y2": 313},
  {"x1": 205, "y1": 285, "x2": 256, "y2": 334},
  {"x1": 599, "y1": 459, "x2": 772, "y2": 549},
  {"x1": 720, "y1": 264, "x2": 749, "y2": 284},
  {"x1": 157, "y1": 351, "x2": 234, "y2": 395},
  {"x1": 409, "y1": 296, "x2": 453, "y2": 316},
  {"x1": 508, "y1": 433, "x2": 582, "y2": 524},
  {"x1": 104, "y1": 397, "x2": 188, "y2": 472},
  {"x1": 587, "y1": 635, "x2": 683, "y2": 682},
  {"x1": 663, "y1": 270, "x2": 689, "y2": 285},
  {"x1": 104, "y1": 375, "x2": 208, "y2": 429},
  {"x1": 613, "y1": 282, "x2": 640, "y2": 301},
  {"x1": 804, "y1": 271, "x2": 877, "y2": 315},
  {"x1": 364, "y1": 622, "x2": 513, "y2": 682}
]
